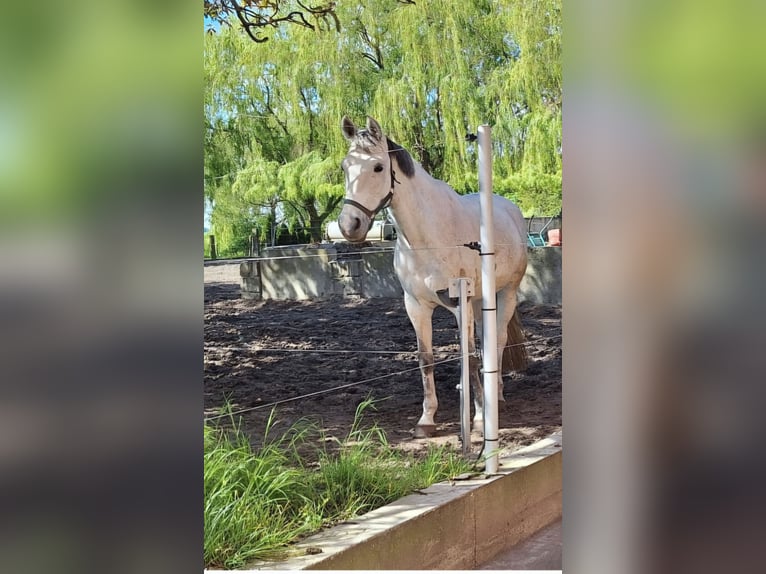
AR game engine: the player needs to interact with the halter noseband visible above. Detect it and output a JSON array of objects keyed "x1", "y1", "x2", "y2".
[{"x1": 343, "y1": 160, "x2": 399, "y2": 228}]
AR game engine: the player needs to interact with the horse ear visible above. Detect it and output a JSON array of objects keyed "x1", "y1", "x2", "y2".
[
  {"x1": 341, "y1": 116, "x2": 357, "y2": 140},
  {"x1": 366, "y1": 116, "x2": 383, "y2": 141}
]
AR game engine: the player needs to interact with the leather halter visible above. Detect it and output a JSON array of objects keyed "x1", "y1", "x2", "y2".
[{"x1": 343, "y1": 160, "x2": 399, "y2": 229}]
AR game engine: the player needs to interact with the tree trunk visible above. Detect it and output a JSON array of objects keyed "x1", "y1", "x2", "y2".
[
  {"x1": 209, "y1": 235, "x2": 217, "y2": 260},
  {"x1": 304, "y1": 202, "x2": 323, "y2": 243}
]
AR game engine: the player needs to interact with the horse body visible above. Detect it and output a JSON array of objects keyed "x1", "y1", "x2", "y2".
[
  {"x1": 339, "y1": 116, "x2": 527, "y2": 438},
  {"x1": 389, "y1": 171, "x2": 526, "y2": 300}
]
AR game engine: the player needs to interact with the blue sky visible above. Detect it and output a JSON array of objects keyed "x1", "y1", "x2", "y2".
[{"x1": 204, "y1": 197, "x2": 212, "y2": 231}]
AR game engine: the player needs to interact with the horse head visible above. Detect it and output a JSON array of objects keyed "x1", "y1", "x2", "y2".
[{"x1": 338, "y1": 116, "x2": 395, "y2": 242}]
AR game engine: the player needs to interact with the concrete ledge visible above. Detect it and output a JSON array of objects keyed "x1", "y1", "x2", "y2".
[{"x1": 209, "y1": 432, "x2": 561, "y2": 572}]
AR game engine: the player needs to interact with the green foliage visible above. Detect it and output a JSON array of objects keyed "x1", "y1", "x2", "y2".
[
  {"x1": 204, "y1": 400, "x2": 472, "y2": 569},
  {"x1": 208, "y1": 178, "x2": 261, "y2": 257},
  {"x1": 495, "y1": 171, "x2": 562, "y2": 218},
  {"x1": 204, "y1": 0, "x2": 562, "y2": 249},
  {"x1": 447, "y1": 170, "x2": 561, "y2": 218},
  {"x1": 204, "y1": 232, "x2": 212, "y2": 259},
  {"x1": 212, "y1": 222, "x2": 254, "y2": 258}
]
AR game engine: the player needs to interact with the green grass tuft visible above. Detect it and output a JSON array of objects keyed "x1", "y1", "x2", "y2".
[{"x1": 204, "y1": 399, "x2": 472, "y2": 569}]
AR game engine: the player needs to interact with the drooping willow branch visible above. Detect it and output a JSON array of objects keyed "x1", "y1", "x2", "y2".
[
  {"x1": 205, "y1": 1, "x2": 415, "y2": 43},
  {"x1": 205, "y1": 1, "x2": 341, "y2": 43}
]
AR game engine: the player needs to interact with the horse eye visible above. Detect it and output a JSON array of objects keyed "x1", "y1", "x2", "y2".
[{"x1": 374, "y1": 164, "x2": 384, "y2": 172}]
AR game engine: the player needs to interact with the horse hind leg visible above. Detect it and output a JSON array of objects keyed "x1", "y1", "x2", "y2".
[
  {"x1": 469, "y1": 293, "x2": 526, "y2": 429},
  {"x1": 503, "y1": 308, "x2": 528, "y2": 373},
  {"x1": 470, "y1": 301, "x2": 485, "y2": 431},
  {"x1": 404, "y1": 295, "x2": 438, "y2": 438},
  {"x1": 449, "y1": 300, "x2": 484, "y2": 433},
  {"x1": 469, "y1": 350, "x2": 484, "y2": 432},
  {"x1": 497, "y1": 290, "x2": 528, "y2": 399}
]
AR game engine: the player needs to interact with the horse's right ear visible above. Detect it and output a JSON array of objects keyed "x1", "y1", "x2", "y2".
[{"x1": 341, "y1": 116, "x2": 356, "y2": 140}]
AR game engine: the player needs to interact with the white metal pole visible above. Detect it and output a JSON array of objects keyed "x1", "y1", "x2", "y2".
[{"x1": 478, "y1": 125, "x2": 499, "y2": 474}]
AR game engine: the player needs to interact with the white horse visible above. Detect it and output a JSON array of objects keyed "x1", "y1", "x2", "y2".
[{"x1": 338, "y1": 116, "x2": 528, "y2": 438}]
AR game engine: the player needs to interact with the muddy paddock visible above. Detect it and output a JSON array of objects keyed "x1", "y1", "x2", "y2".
[{"x1": 204, "y1": 269, "x2": 561, "y2": 457}]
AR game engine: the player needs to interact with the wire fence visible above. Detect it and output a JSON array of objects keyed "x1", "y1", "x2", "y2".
[
  {"x1": 204, "y1": 240, "x2": 545, "y2": 265},
  {"x1": 204, "y1": 355, "x2": 464, "y2": 422},
  {"x1": 203, "y1": 332, "x2": 561, "y2": 423},
  {"x1": 204, "y1": 236, "x2": 561, "y2": 425}
]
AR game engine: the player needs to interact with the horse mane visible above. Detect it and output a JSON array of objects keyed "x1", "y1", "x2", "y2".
[{"x1": 385, "y1": 136, "x2": 415, "y2": 178}]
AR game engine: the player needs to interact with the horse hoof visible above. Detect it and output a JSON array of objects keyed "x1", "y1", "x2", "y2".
[{"x1": 414, "y1": 424, "x2": 437, "y2": 438}]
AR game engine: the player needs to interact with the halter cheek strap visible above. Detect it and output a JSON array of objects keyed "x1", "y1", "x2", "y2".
[
  {"x1": 343, "y1": 191, "x2": 393, "y2": 221},
  {"x1": 343, "y1": 164, "x2": 398, "y2": 230}
]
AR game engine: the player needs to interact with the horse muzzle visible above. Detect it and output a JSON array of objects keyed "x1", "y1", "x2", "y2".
[{"x1": 338, "y1": 205, "x2": 372, "y2": 242}]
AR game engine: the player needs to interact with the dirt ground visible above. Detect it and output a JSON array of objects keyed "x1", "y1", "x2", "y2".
[{"x1": 204, "y1": 264, "x2": 561, "y2": 458}]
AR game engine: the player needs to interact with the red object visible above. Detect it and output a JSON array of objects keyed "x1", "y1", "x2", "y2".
[{"x1": 547, "y1": 228, "x2": 561, "y2": 246}]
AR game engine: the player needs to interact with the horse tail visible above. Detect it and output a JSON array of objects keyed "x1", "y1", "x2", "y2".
[{"x1": 502, "y1": 309, "x2": 528, "y2": 373}]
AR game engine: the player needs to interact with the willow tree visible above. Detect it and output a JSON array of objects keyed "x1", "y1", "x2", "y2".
[
  {"x1": 277, "y1": 152, "x2": 343, "y2": 242},
  {"x1": 205, "y1": 0, "x2": 562, "y2": 251},
  {"x1": 488, "y1": 1, "x2": 562, "y2": 175},
  {"x1": 365, "y1": 0, "x2": 561, "y2": 205}
]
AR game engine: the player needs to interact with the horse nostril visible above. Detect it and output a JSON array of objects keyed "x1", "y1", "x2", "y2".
[{"x1": 351, "y1": 217, "x2": 361, "y2": 232}]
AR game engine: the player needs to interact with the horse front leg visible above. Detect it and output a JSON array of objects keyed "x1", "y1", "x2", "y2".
[{"x1": 404, "y1": 295, "x2": 438, "y2": 438}]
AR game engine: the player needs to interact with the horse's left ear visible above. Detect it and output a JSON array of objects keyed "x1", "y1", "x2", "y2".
[{"x1": 366, "y1": 116, "x2": 383, "y2": 141}]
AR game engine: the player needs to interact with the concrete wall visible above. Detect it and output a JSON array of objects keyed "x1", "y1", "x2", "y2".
[
  {"x1": 518, "y1": 246, "x2": 562, "y2": 305},
  {"x1": 240, "y1": 244, "x2": 561, "y2": 305}
]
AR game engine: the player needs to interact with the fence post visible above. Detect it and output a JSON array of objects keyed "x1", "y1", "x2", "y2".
[
  {"x1": 478, "y1": 124, "x2": 499, "y2": 474},
  {"x1": 209, "y1": 234, "x2": 217, "y2": 260},
  {"x1": 450, "y1": 277, "x2": 475, "y2": 457},
  {"x1": 250, "y1": 229, "x2": 260, "y2": 257}
]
